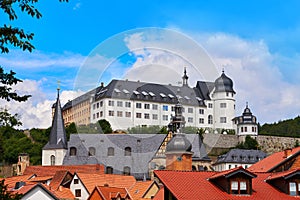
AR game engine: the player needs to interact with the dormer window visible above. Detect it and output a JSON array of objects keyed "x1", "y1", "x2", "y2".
[{"x1": 289, "y1": 182, "x2": 300, "y2": 196}]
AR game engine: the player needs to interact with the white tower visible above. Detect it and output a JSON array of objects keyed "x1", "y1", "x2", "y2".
[
  {"x1": 233, "y1": 103, "x2": 258, "y2": 136},
  {"x1": 212, "y1": 70, "x2": 236, "y2": 130},
  {"x1": 42, "y1": 89, "x2": 67, "y2": 166}
]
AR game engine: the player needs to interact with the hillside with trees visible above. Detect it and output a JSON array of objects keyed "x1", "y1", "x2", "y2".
[{"x1": 259, "y1": 116, "x2": 300, "y2": 137}]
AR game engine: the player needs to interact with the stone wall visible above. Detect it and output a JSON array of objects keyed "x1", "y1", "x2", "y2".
[{"x1": 203, "y1": 133, "x2": 299, "y2": 156}]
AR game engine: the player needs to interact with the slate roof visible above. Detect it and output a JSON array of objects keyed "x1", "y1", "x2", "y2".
[
  {"x1": 154, "y1": 169, "x2": 299, "y2": 200},
  {"x1": 94, "y1": 79, "x2": 207, "y2": 106},
  {"x1": 63, "y1": 134, "x2": 167, "y2": 180},
  {"x1": 248, "y1": 147, "x2": 300, "y2": 172},
  {"x1": 214, "y1": 149, "x2": 266, "y2": 165},
  {"x1": 43, "y1": 91, "x2": 67, "y2": 150},
  {"x1": 62, "y1": 87, "x2": 98, "y2": 110}
]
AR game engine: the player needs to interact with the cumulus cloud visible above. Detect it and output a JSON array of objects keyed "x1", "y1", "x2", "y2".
[
  {"x1": 123, "y1": 29, "x2": 300, "y2": 124},
  {"x1": 0, "y1": 79, "x2": 83, "y2": 129}
]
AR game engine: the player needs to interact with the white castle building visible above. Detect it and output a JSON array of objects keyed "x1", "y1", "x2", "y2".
[{"x1": 89, "y1": 69, "x2": 237, "y2": 132}]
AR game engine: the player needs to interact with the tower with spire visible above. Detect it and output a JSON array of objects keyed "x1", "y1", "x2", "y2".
[
  {"x1": 42, "y1": 87, "x2": 68, "y2": 166},
  {"x1": 165, "y1": 103, "x2": 193, "y2": 171},
  {"x1": 182, "y1": 67, "x2": 189, "y2": 87}
]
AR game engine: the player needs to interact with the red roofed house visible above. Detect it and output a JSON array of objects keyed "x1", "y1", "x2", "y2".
[{"x1": 87, "y1": 185, "x2": 132, "y2": 200}]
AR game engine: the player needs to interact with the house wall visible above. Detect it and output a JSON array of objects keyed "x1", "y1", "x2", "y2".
[
  {"x1": 70, "y1": 174, "x2": 90, "y2": 200},
  {"x1": 143, "y1": 183, "x2": 160, "y2": 199},
  {"x1": 21, "y1": 187, "x2": 56, "y2": 200}
]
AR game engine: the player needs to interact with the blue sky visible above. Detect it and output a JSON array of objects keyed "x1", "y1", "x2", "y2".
[{"x1": 1, "y1": 0, "x2": 300, "y2": 128}]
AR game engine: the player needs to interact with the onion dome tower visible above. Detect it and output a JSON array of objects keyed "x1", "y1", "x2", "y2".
[
  {"x1": 212, "y1": 70, "x2": 236, "y2": 130},
  {"x1": 166, "y1": 103, "x2": 193, "y2": 171},
  {"x1": 233, "y1": 102, "x2": 258, "y2": 136},
  {"x1": 42, "y1": 88, "x2": 68, "y2": 166}
]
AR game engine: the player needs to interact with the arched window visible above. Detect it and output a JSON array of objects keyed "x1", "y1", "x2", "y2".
[
  {"x1": 208, "y1": 115, "x2": 213, "y2": 124},
  {"x1": 106, "y1": 166, "x2": 113, "y2": 174},
  {"x1": 70, "y1": 147, "x2": 77, "y2": 156},
  {"x1": 107, "y1": 147, "x2": 114, "y2": 156},
  {"x1": 125, "y1": 147, "x2": 131, "y2": 156},
  {"x1": 50, "y1": 155, "x2": 55, "y2": 166},
  {"x1": 88, "y1": 147, "x2": 96, "y2": 156},
  {"x1": 123, "y1": 166, "x2": 130, "y2": 175}
]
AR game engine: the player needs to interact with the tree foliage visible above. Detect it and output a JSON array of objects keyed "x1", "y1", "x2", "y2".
[
  {"x1": 98, "y1": 119, "x2": 113, "y2": 134},
  {"x1": 259, "y1": 116, "x2": 300, "y2": 137},
  {"x1": 235, "y1": 135, "x2": 260, "y2": 150},
  {"x1": 0, "y1": 180, "x2": 22, "y2": 200},
  {"x1": 0, "y1": 108, "x2": 22, "y2": 127}
]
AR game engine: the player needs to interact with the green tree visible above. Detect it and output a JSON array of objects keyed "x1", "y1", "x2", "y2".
[
  {"x1": 0, "y1": 108, "x2": 22, "y2": 127},
  {"x1": 98, "y1": 119, "x2": 113, "y2": 134},
  {"x1": 66, "y1": 122, "x2": 77, "y2": 139},
  {"x1": 0, "y1": 180, "x2": 22, "y2": 200},
  {"x1": 235, "y1": 135, "x2": 260, "y2": 150}
]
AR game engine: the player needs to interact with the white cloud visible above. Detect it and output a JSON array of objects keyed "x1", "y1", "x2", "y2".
[
  {"x1": 0, "y1": 79, "x2": 83, "y2": 129},
  {"x1": 124, "y1": 29, "x2": 300, "y2": 124}
]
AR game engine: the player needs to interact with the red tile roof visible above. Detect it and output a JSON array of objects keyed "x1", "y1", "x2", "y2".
[
  {"x1": 23, "y1": 164, "x2": 104, "y2": 176},
  {"x1": 95, "y1": 186, "x2": 131, "y2": 200},
  {"x1": 152, "y1": 187, "x2": 164, "y2": 200},
  {"x1": 129, "y1": 181, "x2": 156, "y2": 200},
  {"x1": 266, "y1": 168, "x2": 300, "y2": 181},
  {"x1": 154, "y1": 170, "x2": 299, "y2": 200},
  {"x1": 49, "y1": 170, "x2": 71, "y2": 191},
  {"x1": 76, "y1": 173, "x2": 136, "y2": 193},
  {"x1": 209, "y1": 166, "x2": 257, "y2": 180},
  {"x1": 249, "y1": 147, "x2": 300, "y2": 172}
]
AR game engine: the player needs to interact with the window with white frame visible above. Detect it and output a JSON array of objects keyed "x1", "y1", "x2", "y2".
[
  {"x1": 108, "y1": 110, "x2": 114, "y2": 116},
  {"x1": 108, "y1": 100, "x2": 114, "y2": 106},
  {"x1": 136, "y1": 113, "x2": 142, "y2": 118},
  {"x1": 144, "y1": 103, "x2": 150, "y2": 109},
  {"x1": 163, "y1": 105, "x2": 168, "y2": 111},
  {"x1": 136, "y1": 103, "x2": 142, "y2": 108},
  {"x1": 152, "y1": 104, "x2": 158, "y2": 110},
  {"x1": 117, "y1": 101, "x2": 123, "y2": 107},
  {"x1": 125, "y1": 101, "x2": 131, "y2": 108},
  {"x1": 220, "y1": 117, "x2": 227, "y2": 123},
  {"x1": 220, "y1": 103, "x2": 227, "y2": 108},
  {"x1": 188, "y1": 108, "x2": 193, "y2": 113},
  {"x1": 152, "y1": 114, "x2": 158, "y2": 120},
  {"x1": 125, "y1": 112, "x2": 131, "y2": 118},
  {"x1": 208, "y1": 115, "x2": 213, "y2": 124},
  {"x1": 188, "y1": 117, "x2": 193, "y2": 123},
  {"x1": 199, "y1": 109, "x2": 204, "y2": 114},
  {"x1": 117, "y1": 111, "x2": 123, "y2": 117},
  {"x1": 144, "y1": 113, "x2": 150, "y2": 119},
  {"x1": 199, "y1": 118, "x2": 204, "y2": 124},
  {"x1": 208, "y1": 103, "x2": 213, "y2": 108},
  {"x1": 162, "y1": 115, "x2": 168, "y2": 121}
]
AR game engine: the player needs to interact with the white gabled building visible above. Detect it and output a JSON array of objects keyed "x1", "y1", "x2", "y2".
[{"x1": 89, "y1": 69, "x2": 236, "y2": 132}]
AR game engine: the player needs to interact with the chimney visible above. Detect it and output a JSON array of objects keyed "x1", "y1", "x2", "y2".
[
  {"x1": 284, "y1": 148, "x2": 292, "y2": 158},
  {"x1": 101, "y1": 82, "x2": 104, "y2": 87}
]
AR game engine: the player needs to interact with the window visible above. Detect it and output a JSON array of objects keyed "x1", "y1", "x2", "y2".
[
  {"x1": 100, "y1": 111, "x2": 103, "y2": 117},
  {"x1": 50, "y1": 155, "x2": 55, "y2": 166},
  {"x1": 117, "y1": 101, "x2": 123, "y2": 107},
  {"x1": 125, "y1": 147, "x2": 131, "y2": 156},
  {"x1": 220, "y1": 103, "x2": 227, "y2": 108},
  {"x1": 107, "y1": 147, "x2": 114, "y2": 156},
  {"x1": 208, "y1": 115, "x2": 213, "y2": 124},
  {"x1": 123, "y1": 166, "x2": 131, "y2": 175},
  {"x1": 93, "y1": 104, "x2": 96, "y2": 110},
  {"x1": 199, "y1": 118, "x2": 204, "y2": 124},
  {"x1": 117, "y1": 111, "x2": 123, "y2": 117},
  {"x1": 93, "y1": 113, "x2": 95, "y2": 119},
  {"x1": 96, "y1": 112, "x2": 99, "y2": 118},
  {"x1": 70, "y1": 147, "x2": 77, "y2": 156},
  {"x1": 108, "y1": 100, "x2": 114, "y2": 106},
  {"x1": 96, "y1": 102, "x2": 99, "y2": 108},
  {"x1": 152, "y1": 114, "x2": 158, "y2": 120},
  {"x1": 136, "y1": 113, "x2": 142, "y2": 118},
  {"x1": 231, "y1": 180, "x2": 248, "y2": 194},
  {"x1": 74, "y1": 179, "x2": 79, "y2": 184},
  {"x1": 208, "y1": 103, "x2": 213, "y2": 108},
  {"x1": 220, "y1": 117, "x2": 227, "y2": 123},
  {"x1": 163, "y1": 115, "x2": 168, "y2": 121},
  {"x1": 144, "y1": 113, "x2": 150, "y2": 119},
  {"x1": 136, "y1": 103, "x2": 142, "y2": 108},
  {"x1": 108, "y1": 110, "x2": 114, "y2": 116},
  {"x1": 199, "y1": 109, "x2": 204, "y2": 114},
  {"x1": 125, "y1": 112, "x2": 131, "y2": 118},
  {"x1": 245, "y1": 127, "x2": 248, "y2": 132},
  {"x1": 88, "y1": 147, "x2": 96, "y2": 156},
  {"x1": 289, "y1": 182, "x2": 300, "y2": 196},
  {"x1": 163, "y1": 105, "x2": 168, "y2": 111},
  {"x1": 106, "y1": 166, "x2": 113, "y2": 174},
  {"x1": 188, "y1": 108, "x2": 193, "y2": 113},
  {"x1": 152, "y1": 104, "x2": 158, "y2": 110},
  {"x1": 75, "y1": 189, "x2": 81, "y2": 197},
  {"x1": 188, "y1": 117, "x2": 193, "y2": 123},
  {"x1": 100, "y1": 101, "x2": 103, "y2": 107},
  {"x1": 144, "y1": 103, "x2": 150, "y2": 109},
  {"x1": 125, "y1": 102, "x2": 131, "y2": 108}
]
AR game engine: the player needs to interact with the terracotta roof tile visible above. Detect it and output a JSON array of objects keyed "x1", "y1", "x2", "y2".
[
  {"x1": 154, "y1": 170, "x2": 299, "y2": 200},
  {"x1": 249, "y1": 147, "x2": 300, "y2": 172},
  {"x1": 129, "y1": 181, "x2": 155, "y2": 200},
  {"x1": 76, "y1": 173, "x2": 136, "y2": 193},
  {"x1": 152, "y1": 187, "x2": 164, "y2": 200},
  {"x1": 96, "y1": 186, "x2": 131, "y2": 200},
  {"x1": 23, "y1": 164, "x2": 104, "y2": 176},
  {"x1": 49, "y1": 170, "x2": 70, "y2": 190},
  {"x1": 209, "y1": 166, "x2": 256, "y2": 180}
]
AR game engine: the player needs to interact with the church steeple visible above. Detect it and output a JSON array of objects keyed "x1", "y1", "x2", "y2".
[
  {"x1": 182, "y1": 67, "x2": 189, "y2": 86},
  {"x1": 43, "y1": 88, "x2": 67, "y2": 150}
]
